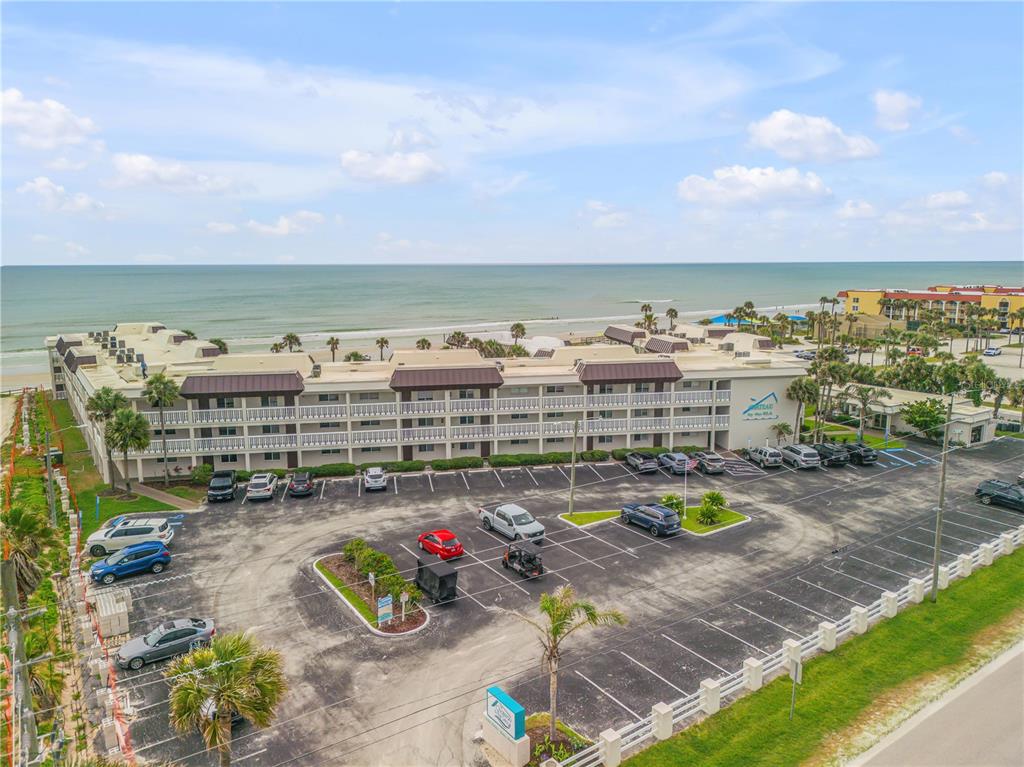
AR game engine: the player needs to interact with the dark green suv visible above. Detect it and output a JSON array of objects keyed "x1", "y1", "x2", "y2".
[{"x1": 975, "y1": 480, "x2": 1024, "y2": 512}]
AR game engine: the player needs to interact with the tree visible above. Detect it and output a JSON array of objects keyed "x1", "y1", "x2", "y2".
[
  {"x1": 1010, "y1": 307, "x2": 1024, "y2": 368},
  {"x1": 785, "y1": 376, "x2": 819, "y2": 440},
  {"x1": 513, "y1": 587, "x2": 625, "y2": 742},
  {"x1": 166, "y1": 632, "x2": 287, "y2": 767},
  {"x1": 988, "y1": 377, "x2": 1012, "y2": 418},
  {"x1": 640, "y1": 303, "x2": 653, "y2": 317},
  {"x1": 447, "y1": 330, "x2": 468, "y2": 348},
  {"x1": 282, "y1": 333, "x2": 302, "y2": 352},
  {"x1": 510, "y1": 322, "x2": 527, "y2": 343},
  {"x1": 506, "y1": 344, "x2": 530, "y2": 358},
  {"x1": 343, "y1": 350, "x2": 364, "y2": 362},
  {"x1": 105, "y1": 409, "x2": 151, "y2": 492},
  {"x1": 208, "y1": 338, "x2": 228, "y2": 354},
  {"x1": 326, "y1": 336, "x2": 340, "y2": 362},
  {"x1": 659, "y1": 493, "x2": 684, "y2": 515},
  {"x1": 376, "y1": 336, "x2": 390, "y2": 360},
  {"x1": 87, "y1": 386, "x2": 130, "y2": 482},
  {"x1": 142, "y1": 372, "x2": 181, "y2": 487},
  {"x1": 182, "y1": 329, "x2": 197, "y2": 340},
  {"x1": 899, "y1": 398, "x2": 946, "y2": 440},
  {"x1": 415, "y1": 338, "x2": 431, "y2": 350},
  {"x1": 269, "y1": 342, "x2": 284, "y2": 354},
  {"x1": 697, "y1": 490, "x2": 726, "y2": 525},
  {"x1": 844, "y1": 384, "x2": 891, "y2": 442},
  {"x1": 1007, "y1": 381, "x2": 1024, "y2": 429},
  {"x1": 666, "y1": 307, "x2": 679, "y2": 329},
  {"x1": 0, "y1": 506, "x2": 54, "y2": 603},
  {"x1": 771, "y1": 422, "x2": 793, "y2": 445}
]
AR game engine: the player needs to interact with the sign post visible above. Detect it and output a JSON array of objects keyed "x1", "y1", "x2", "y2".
[
  {"x1": 788, "y1": 658, "x2": 802, "y2": 721},
  {"x1": 368, "y1": 571, "x2": 375, "y2": 603},
  {"x1": 377, "y1": 594, "x2": 393, "y2": 627},
  {"x1": 400, "y1": 591, "x2": 409, "y2": 622}
]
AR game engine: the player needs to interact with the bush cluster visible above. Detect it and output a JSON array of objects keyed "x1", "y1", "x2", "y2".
[
  {"x1": 190, "y1": 463, "x2": 213, "y2": 484},
  {"x1": 341, "y1": 538, "x2": 421, "y2": 605},
  {"x1": 430, "y1": 456, "x2": 485, "y2": 471},
  {"x1": 356, "y1": 460, "x2": 426, "y2": 473},
  {"x1": 611, "y1": 445, "x2": 705, "y2": 460}
]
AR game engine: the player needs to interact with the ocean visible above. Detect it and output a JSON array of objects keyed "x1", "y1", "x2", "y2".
[{"x1": 2, "y1": 262, "x2": 1021, "y2": 378}]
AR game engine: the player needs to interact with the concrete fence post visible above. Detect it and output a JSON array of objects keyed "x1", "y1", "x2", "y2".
[
  {"x1": 937, "y1": 565, "x2": 951, "y2": 590},
  {"x1": 818, "y1": 622, "x2": 837, "y2": 651},
  {"x1": 908, "y1": 578, "x2": 926, "y2": 604},
  {"x1": 851, "y1": 606, "x2": 869, "y2": 634},
  {"x1": 700, "y1": 679, "x2": 721, "y2": 715},
  {"x1": 782, "y1": 638, "x2": 801, "y2": 664},
  {"x1": 979, "y1": 543, "x2": 995, "y2": 566},
  {"x1": 1000, "y1": 532, "x2": 1015, "y2": 556},
  {"x1": 881, "y1": 591, "x2": 898, "y2": 618},
  {"x1": 651, "y1": 702, "x2": 673, "y2": 740},
  {"x1": 600, "y1": 729, "x2": 622, "y2": 767},
  {"x1": 743, "y1": 658, "x2": 764, "y2": 691}
]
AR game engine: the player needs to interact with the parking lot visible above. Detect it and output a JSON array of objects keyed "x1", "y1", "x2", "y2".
[{"x1": 98, "y1": 437, "x2": 1024, "y2": 767}]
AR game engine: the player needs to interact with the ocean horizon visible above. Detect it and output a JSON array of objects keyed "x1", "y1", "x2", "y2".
[{"x1": 3, "y1": 262, "x2": 1022, "y2": 377}]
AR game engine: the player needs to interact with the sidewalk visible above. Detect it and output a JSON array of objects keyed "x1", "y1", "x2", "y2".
[{"x1": 135, "y1": 482, "x2": 201, "y2": 510}]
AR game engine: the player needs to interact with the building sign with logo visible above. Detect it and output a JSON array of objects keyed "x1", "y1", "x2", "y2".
[
  {"x1": 742, "y1": 392, "x2": 780, "y2": 422},
  {"x1": 377, "y1": 595, "x2": 393, "y2": 624},
  {"x1": 485, "y1": 686, "x2": 525, "y2": 741}
]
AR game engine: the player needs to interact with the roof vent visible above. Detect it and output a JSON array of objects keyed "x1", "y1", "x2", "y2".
[
  {"x1": 115, "y1": 352, "x2": 125, "y2": 364},
  {"x1": 102, "y1": 330, "x2": 110, "y2": 339},
  {"x1": 118, "y1": 340, "x2": 126, "y2": 348},
  {"x1": 136, "y1": 353, "x2": 145, "y2": 363},
  {"x1": 310, "y1": 363, "x2": 322, "y2": 378}
]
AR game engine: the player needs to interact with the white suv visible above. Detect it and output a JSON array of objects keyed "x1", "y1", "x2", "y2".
[
  {"x1": 749, "y1": 446, "x2": 783, "y2": 468},
  {"x1": 363, "y1": 467, "x2": 388, "y2": 492},
  {"x1": 780, "y1": 444, "x2": 821, "y2": 469},
  {"x1": 87, "y1": 517, "x2": 173, "y2": 557},
  {"x1": 245, "y1": 473, "x2": 279, "y2": 500}
]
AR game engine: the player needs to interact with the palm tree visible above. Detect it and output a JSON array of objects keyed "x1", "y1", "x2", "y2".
[
  {"x1": 697, "y1": 490, "x2": 726, "y2": 525},
  {"x1": 447, "y1": 330, "x2": 468, "y2": 348},
  {"x1": 182, "y1": 329, "x2": 198, "y2": 340},
  {"x1": 376, "y1": 337, "x2": 390, "y2": 360},
  {"x1": 771, "y1": 422, "x2": 793, "y2": 445},
  {"x1": 166, "y1": 632, "x2": 287, "y2": 767},
  {"x1": 785, "y1": 376, "x2": 819, "y2": 441},
  {"x1": 282, "y1": 333, "x2": 301, "y2": 352},
  {"x1": 513, "y1": 587, "x2": 625, "y2": 742},
  {"x1": 988, "y1": 377, "x2": 1012, "y2": 418},
  {"x1": 105, "y1": 409, "x2": 151, "y2": 493},
  {"x1": 666, "y1": 307, "x2": 679, "y2": 330},
  {"x1": 510, "y1": 322, "x2": 527, "y2": 343},
  {"x1": 640, "y1": 303, "x2": 653, "y2": 318},
  {"x1": 724, "y1": 312, "x2": 736, "y2": 327},
  {"x1": 844, "y1": 384, "x2": 891, "y2": 442},
  {"x1": 0, "y1": 506, "x2": 54, "y2": 602},
  {"x1": 142, "y1": 372, "x2": 180, "y2": 487},
  {"x1": 1010, "y1": 307, "x2": 1024, "y2": 368},
  {"x1": 86, "y1": 386, "x2": 129, "y2": 482},
  {"x1": 343, "y1": 350, "x2": 364, "y2": 362},
  {"x1": 326, "y1": 336, "x2": 340, "y2": 362},
  {"x1": 208, "y1": 338, "x2": 228, "y2": 354},
  {"x1": 1008, "y1": 381, "x2": 1024, "y2": 429},
  {"x1": 269, "y1": 342, "x2": 284, "y2": 354},
  {"x1": 416, "y1": 338, "x2": 431, "y2": 350}
]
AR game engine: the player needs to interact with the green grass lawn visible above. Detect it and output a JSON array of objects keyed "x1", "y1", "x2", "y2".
[
  {"x1": 560, "y1": 510, "x2": 619, "y2": 526},
  {"x1": 315, "y1": 559, "x2": 378, "y2": 627},
  {"x1": 800, "y1": 416, "x2": 906, "y2": 449},
  {"x1": 78, "y1": 488, "x2": 177, "y2": 539},
  {"x1": 997, "y1": 430, "x2": 1024, "y2": 440},
  {"x1": 679, "y1": 508, "x2": 747, "y2": 535},
  {"x1": 624, "y1": 546, "x2": 1024, "y2": 767},
  {"x1": 164, "y1": 484, "x2": 209, "y2": 503}
]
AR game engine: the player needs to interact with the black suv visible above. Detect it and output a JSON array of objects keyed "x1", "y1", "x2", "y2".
[
  {"x1": 975, "y1": 480, "x2": 1024, "y2": 512},
  {"x1": 812, "y1": 443, "x2": 850, "y2": 467},
  {"x1": 843, "y1": 442, "x2": 879, "y2": 465},
  {"x1": 288, "y1": 471, "x2": 316, "y2": 497},
  {"x1": 206, "y1": 470, "x2": 237, "y2": 502}
]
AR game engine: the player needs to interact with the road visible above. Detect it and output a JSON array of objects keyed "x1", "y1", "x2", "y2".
[{"x1": 853, "y1": 642, "x2": 1024, "y2": 767}]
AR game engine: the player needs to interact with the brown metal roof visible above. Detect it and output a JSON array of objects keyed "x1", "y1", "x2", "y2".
[
  {"x1": 63, "y1": 348, "x2": 97, "y2": 373},
  {"x1": 389, "y1": 366, "x2": 504, "y2": 391},
  {"x1": 756, "y1": 338, "x2": 774, "y2": 349},
  {"x1": 55, "y1": 336, "x2": 83, "y2": 356},
  {"x1": 644, "y1": 337, "x2": 689, "y2": 354},
  {"x1": 180, "y1": 372, "x2": 304, "y2": 398},
  {"x1": 532, "y1": 348, "x2": 555, "y2": 358},
  {"x1": 603, "y1": 325, "x2": 646, "y2": 345},
  {"x1": 577, "y1": 360, "x2": 682, "y2": 384},
  {"x1": 706, "y1": 327, "x2": 731, "y2": 339}
]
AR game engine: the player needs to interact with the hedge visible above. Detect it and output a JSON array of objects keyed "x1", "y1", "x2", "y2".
[
  {"x1": 296, "y1": 462, "x2": 357, "y2": 478},
  {"x1": 357, "y1": 460, "x2": 425, "y2": 473},
  {"x1": 610, "y1": 445, "x2": 706, "y2": 460},
  {"x1": 341, "y1": 538, "x2": 421, "y2": 604},
  {"x1": 430, "y1": 457, "x2": 485, "y2": 471},
  {"x1": 579, "y1": 449, "x2": 610, "y2": 462}
]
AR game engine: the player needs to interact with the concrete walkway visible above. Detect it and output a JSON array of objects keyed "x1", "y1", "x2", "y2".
[
  {"x1": 135, "y1": 482, "x2": 201, "y2": 510},
  {"x1": 851, "y1": 642, "x2": 1024, "y2": 767}
]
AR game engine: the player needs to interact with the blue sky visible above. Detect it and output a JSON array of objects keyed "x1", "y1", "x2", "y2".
[{"x1": 3, "y1": 2, "x2": 1021, "y2": 264}]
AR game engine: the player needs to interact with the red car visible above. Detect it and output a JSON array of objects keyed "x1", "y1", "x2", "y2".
[{"x1": 417, "y1": 529, "x2": 464, "y2": 560}]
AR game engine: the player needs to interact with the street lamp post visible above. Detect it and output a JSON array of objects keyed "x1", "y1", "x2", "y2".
[
  {"x1": 929, "y1": 390, "x2": 974, "y2": 603},
  {"x1": 567, "y1": 418, "x2": 580, "y2": 520}
]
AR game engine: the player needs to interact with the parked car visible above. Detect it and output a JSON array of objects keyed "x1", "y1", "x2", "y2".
[
  {"x1": 694, "y1": 451, "x2": 727, "y2": 474},
  {"x1": 116, "y1": 617, "x2": 216, "y2": 670},
  {"x1": 975, "y1": 479, "x2": 1024, "y2": 512},
  {"x1": 200, "y1": 697, "x2": 245, "y2": 728},
  {"x1": 812, "y1": 443, "x2": 850, "y2": 467},
  {"x1": 206, "y1": 470, "x2": 237, "y2": 502},
  {"x1": 363, "y1": 466, "x2": 388, "y2": 491},
  {"x1": 907, "y1": 347, "x2": 923, "y2": 357},
  {"x1": 86, "y1": 517, "x2": 173, "y2": 557},
  {"x1": 659, "y1": 452, "x2": 698, "y2": 474},
  {"x1": 478, "y1": 503, "x2": 545, "y2": 542},
  {"x1": 288, "y1": 471, "x2": 316, "y2": 497},
  {"x1": 624, "y1": 452, "x2": 659, "y2": 473},
  {"x1": 844, "y1": 442, "x2": 879, "y2": 465},
  {"x1": 795, "y1": 350, "x2": 816, "y2": 361},
  {"x1": 780, "y1": 444, "x2": 821, "y2": 469},
  {"x1": 749, "y1": 446, "x2": 783, "y2": 468},
  {"x1": 982, "y1": 347, "x2": 1002, "y2": 357},
  {"x1": 90, "y1": 541, "x2": 171, "y2": 585},
  {"x1": 99, "y1": 514, "x2": 126, "y2": 531},
  {"x1": 417, "y1": 529, "x2": 464, "y2": 560},
  {"x1": 1018, "y1": 468, "x2": 1024, "y2": 485},
  {"x1": 620, "y1": 503, "x2": 682, "y2": 537},
  {"x1": 245, "y1": 473, "x2": 278, "y2": 501}
]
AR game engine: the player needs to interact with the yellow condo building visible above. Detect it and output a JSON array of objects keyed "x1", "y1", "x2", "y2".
[{"x1": 838, "y1": 284, "x2": 1024, "y2": 328}]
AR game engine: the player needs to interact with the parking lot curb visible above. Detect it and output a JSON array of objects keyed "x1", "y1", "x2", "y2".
[
  {"x1": 556, "y1": 512, "x2": 618, "y2": 530},
  {"x1": 312, "y1": 555, "x2": 431, "y2": 638},
  {"x1": 683, "y1": 514, "x2": 752, "y2": 538}
]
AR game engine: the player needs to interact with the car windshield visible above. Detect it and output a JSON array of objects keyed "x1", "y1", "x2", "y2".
[
  {"x1": 512, "y1": 513, "x2": 534, "y2": 525},
  {"x1": 662, "y1": 513, "x2": 680, "y2": 524},
  {"x1": 144, "y1": 627, "x2": 166, "y2": 646},
  {"x1": 706, "y1": 455, "x2": 723, "y2": 462},
  {"x1": 210, "y1": 477, "x2": 231, "y2": 486}
]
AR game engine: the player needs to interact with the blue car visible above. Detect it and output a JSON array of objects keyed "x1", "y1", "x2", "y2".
[
  {"x1": 620, "y1": 503, "x2": 682, "y2": 537},
  {"x1": 91, "y1": 541, "x2": 171, "y2": 585}
]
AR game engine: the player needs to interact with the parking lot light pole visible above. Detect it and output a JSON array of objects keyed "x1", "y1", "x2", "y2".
[
  {"x1": 929, "y1": 392, "x2": 971, "y2": 603},
  {"x1": 567, "y1": 419, "x2": 580, "y2": 520}
]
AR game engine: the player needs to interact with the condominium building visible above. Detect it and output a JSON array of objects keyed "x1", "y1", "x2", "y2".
[
  {"x1": 47, "y1": 322, "x2": 804, "y2": 483},
  {"x1": 838, "y1": 285, "x2": 1024, "y2": 328}
]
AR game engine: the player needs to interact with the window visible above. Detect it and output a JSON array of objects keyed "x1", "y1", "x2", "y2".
[
  {"x1": 682, "y1": 381, "x2": 693, "y2": 389},
  {"x1": 417, "y1": 418, "x2": 434, "y2": 427},
  {"x1": 260, "y1": 396, "x2": 279, "y2": 407},
  {"x1": 222, "y1": 454, "x2": 239, "y2": 463},
  {"x1": 496, "y1": 511, "x2": 510, "y2": 524},
  {"x1": 635, "y1": 409, "x2": 649, "y2": 417},
  {"x1": 218, "y1": 427, "x2": 238, "y2": 436},
  {"x1": 598, "y1": 384, "x2": 614, "y2": 394},
  {"x1": 360, "y1": 420, "x2": 381, "y2": 427},
  {"x1": 507, "y1": 386, "x2": 529, "y2": 395},
  {"x1": 156, "y1": 457, "x2": 178, "y2": 463},
  {"x1": 510, "y1": 413, "x2": 528, "y2": 420},
  {"x1": 458, "y1": 389, "x2": 475, "y2": 400},
  {"x1": 633, "y1": 434, "x2": 650, "y2": 441},
  {"x1": 635, "y1": 383, "x2": 651, "y2": 393},
  {"x1": 510, "y1": 439, "x2": 529, "y2": 445},
  {"x1": 319, "y1": 422, "x2": 342, "y2": 428},
  {"x1": 264, "y1": 452, "x2": 281, "y2": 460},
  {"x1": 459, "y1": 416, "x2": 475, "y2": 425},
  {"x1": 547, "y1": 437, "x2": 565, "y2": 444},
  {"x1": 547, "y1": 411, "x2": 564, "y2": 418},
  {"x1": 358, "y1": 392, "x2": 380, "y2": 401},
  {"x1": 153, "y1": 428, "x2": 177, "y2": 436},
  {"x1": 599, "y1": 410, "x2": 614, "y2": 419},
  {"x1": 215, "y1": 397, "x2": 236, "y2": 409},
  {"x1": 321, "y1": 448, "x2": 342, "y2": 455},
  {"x1": 415, "y1": 392, "x2": 433, "y2": 401},
  {"x1": 360, "y1": 447, "x2": 382, "y2": 453},
  {"x1": 458, "y1": 442, "x2": 475, "y2": 450},
  {"x1": 318, "y1": 393, "x2": 340, "y2": 402},
  {"x1": 597, "y1": 435, "x2": 613, "y2": 444},
  {"x1": 546, "y1": 385, "x2": 565, "y2": 394},
  {"x1": 417, "y1": 444, "x2": 435, "y2": 453},
  {"x1": 261, "y1": 425, "x2": 281, "y2": 434}
]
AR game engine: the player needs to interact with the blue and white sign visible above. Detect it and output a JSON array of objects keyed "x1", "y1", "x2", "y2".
[
  {"x1": 485, "y1": 686, "x2": 525, "y2": 741},
  {"x1": 742, "y1": 392, "x2": 780, "y2": 422},
  {"x1": 377, "y1": 595, "x2": 393, "y2": 624}
]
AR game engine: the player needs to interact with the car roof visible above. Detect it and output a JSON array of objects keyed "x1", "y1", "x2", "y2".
[
  {"x1": 365, "y1": 467, "x2": 384, "y2": 474},
  {"x1": 982, "y1": 479, "x2": 1013, "y2": 487},
  {"x1": 426, "y1": 529, "x2": 457, "y2": 540},
  {"x1": 121, "y1": 540, "x2": 165, "y2": 553},
  {"x1": 250, "y1": 472, "x2": 273, "y2": 480},
  {"x1": 117, "y1": 517, "x2": 167, "y2": 528},
  {"x1": 293, "y1": 471, "x2": 311, "y2": 479},
  {"x1": 666, "y1": 452, "x2": 690, "y2": 459},
  {"x1": 496, "y1": 503, "x2": 530, "y2": 515}
]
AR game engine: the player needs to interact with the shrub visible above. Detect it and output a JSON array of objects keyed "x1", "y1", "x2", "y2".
[
  {"x1": 579, "y1": 449, "x2": 609, "y2": 462},
  {"x1": 660, "y1": 494, "x2": 685, "y2": 514},
  {"x1": 190, "y1": 464, "x2": 213, "y2": 484},
  {"x1": 235, "y1": 470, "x2": 253, "y2": 482},
  {"x1": 298, "y1": 463, "x2": 357, "y2": 477},
  {"x1": 671, "y1": 445, "x2": 707, "y2": 454},
  {"x1": 357, "y1": 460, "x2": 425, "y2": 473},
  {"x1": 488, "y1": 452, "x2": 574, "y2": 467},
  {"x1": 342, "y1": 538, "x2": 369, "y2": 563},
  {"x1": 430, "y1": 457, "x2": 485, "y2": 471}
]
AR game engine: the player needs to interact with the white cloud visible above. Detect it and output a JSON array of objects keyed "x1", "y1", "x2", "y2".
[
  {"x1": 472, "y1": 172, "x2": 529, "y2": 200},
  {"x1": 873, "y1": 89, "x2": 922, "y2": 132},
  {"x1": 31, "y1": 234, "x2": 55, "y2": 244},
  {"x1": 111, "y1": 153, "x2": 235, "y2": 193},
  {"x1": 46, "y1": 156, "x2": 89, "y2": 172},
  {"x1": 340, "y1": 150, "x2": 444, "y2": 185},
  {"x1": 206, "y1": 221, "x2": 239, "y2": 234},
  {"x1": 923, "y1": 190, "x2": 970, "y2": 209},
  {"x1": 945, "y1": 212, "x2": 993, "y2": 233},
  {"x1": 388, "y1": 126, "x2": 436, "y2": 151},
  {"x1": 64, "y1": 241, "x2": 90, "y2": 256},
  {"x1": 982, "y1": 171, "x2": 1009, "y2": 189},
  {"x1": 837, "y1": 200, "x2": 877, "y2": 220},
  {"x1": 1, "y1": 88, "x2": 99, "y2": 150},
  {"x1": 677, "y1": 165, "x2": 831, "y2": 207},
  {"x1": 583, "y1": 200, "x2": 631, "y2": 228},
  {"x1": 17, "y1": 176, "x2": 104, "y2": 213},
  {"x1": 747, "y1": 109, "x2": 878, "y2": 162},
  {"x1": 246, "y1": 210, "x2": 324, "y2": 236}
]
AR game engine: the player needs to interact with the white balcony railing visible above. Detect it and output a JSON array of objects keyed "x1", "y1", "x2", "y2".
[
  {"x1": 298, "y1": 404, "x2": 348, "y2": 420},
  {"x1": 350, "y1": 402, "x2": 398, "y2": 417},
  {"x1": 715, "y1": 390, "x2": 731, "y2": 402},
  {"x1": 673, "y1": 390, "x2": 715, "y2": 404},
  {"x1": 140, "y1": 409, "x2": 191, "y2": 425},
  {"x1": 131, "y1": 438, "x2": 193, "y2": 456},
  {"x1": 542, "y1": 421, "x2": 576, "y2": 436},
  {"x1": 246, "y1": 406, "x2": 296, "y2": 421},
  {"x1": 586, "y1": 417, "x2": 629, "y2": 433},
  {"x1": 193, "y1": 408, "x2": 244, "y2": 424},
  {"x1": 300, "y1": 431, "x2": 349, "y2": 448},
  {"x1": 351, "y1": 429, "x2": 398, "y2": 445},
  {"x1": 630, "y1": 417, "x2": 671, "y2": 431},
  {"x1": 542, "y1": 395, "x2": 586, "y2": 410},
  {"x1": 586, "y1": 393, "x2": 631, "y2": 408},
  {"x1": 714, "y1": 415, "x2": 731, "y2": 428},
  {"x1": 400, "y1": 427, "x2": 447, "y2": 442},
  {"x1": 631, "y1": 392, "x2": 672, "y2": 406},
  {"x1": 195, "y1": 436, "x2": 245, "y2": 452},
  {"x1": 496, "y1": 422, "x2": 541, "y2": 437},
  {"x1": 399, "y1": 400, "x2": 446, "y2": 415},
  {"x1": 673, "y1": 415, "x2": 713, "y2": 430},
  {"x1": 495, "y1": 397, "x2": 540, "y2": 411},
  {"x1": 450, "y1": 399, "x2": 493, "y2": 413},
  {"x1": 248, "y1": 434, "x2": 298, "y2": 450},
  {"x1": 449, "y1": 425, "x2": 491, "y2": 440}
]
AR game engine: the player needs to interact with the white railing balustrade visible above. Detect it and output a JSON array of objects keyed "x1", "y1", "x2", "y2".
[
  {"x1": 130, "y1": 438, "x2": 193, "y2": 456},
  {"x1": 298, "y1": 404, "x2": 348, "y2": 420},
  {"x1": 631, "y1": 392, "x2": 672, "y2": 406},
  {"x1": 714, "y1": 390, "x2": 732, "y2": 402},
  {"x1": 450, "y1": 399, "x2": 494, "y2": 413},
  {"x1": 673, "y1": 390, "x2": 714, "y2": 404},
  {"x1": 451, "y1": 424, "x2": 495, "y2": 440},
  {"x1": 193, "y1": 408, "x2": 244, "y2": 424},
  {"x1": 496, "y1": 397, "x2": 540, "y2": 411},
  {"x1": 673, "y1": 415, "x2": 713, "y2": 430},
  {"x1": 630, "y1": 417, "x2": 670, "y2": 431},
  {"x1": 140, "y1": 409, "x2": 190, "y2": 425},
  {"x1": 194, "y1": 437, "x2": 245, "y2": 452},
  {"x1": 586, "y1": 393, "x2": 630, "y2": 408},
  {"x1": 399, "y1": 400, "x2": 446, "y2": 415},
  {"x1": 496, "y1": 423, "x2": 541, "y2": 437},
  {"x1": 300, "y1": 431, "x2": 349, "y2": 447},
  {"x1": 400, "y1": 427, "x2": 447, "y2": 442},
  {"x1": 543, "y1": 395, "x2": 586, "y2": 409},
  {"x1": 245, "y1": 406, "x2": 296, "y2": 421},
  {"x1": 350, "y1": 402, "x2": 398, "y2": 417},
  {"x1": 248, "y1": 434, "x2": 297, "y2": 450},
  {"x1": 351, "y1": 429, "x2": 399, "y2": 444},
  {"x1": 714, "y1": 415, "x2": 730, "y2": 428}
]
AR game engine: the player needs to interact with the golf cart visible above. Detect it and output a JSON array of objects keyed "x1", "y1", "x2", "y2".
[
  {"x1": 415, "y1": 557, "x2": 458, "y2": 604},
  {"x1": 501, "y1": 542, "x2": 544, "y2": 579}
]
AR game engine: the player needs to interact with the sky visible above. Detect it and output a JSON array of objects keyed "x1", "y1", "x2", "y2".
[{"x1": 2, "y1": 1, "x2": 1022, "y2": 265}]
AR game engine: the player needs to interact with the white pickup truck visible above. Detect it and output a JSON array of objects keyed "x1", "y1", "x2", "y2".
[{"x1": 478, "y1": 503, "x2": 545, "y2": 542}]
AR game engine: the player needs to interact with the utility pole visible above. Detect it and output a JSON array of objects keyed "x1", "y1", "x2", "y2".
[
  {"x1": 567, "y1": 419, "x2": 580, "y2": 520},
  {"x1": 929, "y1": 392, "x2": 956, "y2": 603},
  {"x1": 4, "y1": 576, "x2": 40, "y2": 764},
  {"x1": 45, "y1": 429, "x2": 57, "y2": 528}
]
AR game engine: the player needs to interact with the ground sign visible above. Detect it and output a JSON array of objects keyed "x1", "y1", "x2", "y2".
[{"x1": 485, "y1": 686, "x2": 525, "y2": 741}]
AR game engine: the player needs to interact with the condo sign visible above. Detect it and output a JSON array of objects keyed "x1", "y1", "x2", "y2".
[
  {"x1": 742, "y1": 392, "x2": 780, "y2": 422},
  {"x1": 485, "y1": 686, "x2": 525, "y2": 741}
]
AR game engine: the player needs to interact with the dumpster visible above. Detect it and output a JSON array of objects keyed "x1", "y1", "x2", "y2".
[{"x1": 415, "y1": 557, "x2": 458, "y2": 604}]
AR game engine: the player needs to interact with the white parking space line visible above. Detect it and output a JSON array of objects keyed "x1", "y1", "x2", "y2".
[
  {"x1": 398, "y1": 543, "x2": 423, "y2": 561},
  {"x1": 457, "y1": 586, "x2": 490, "y2": 610},
  {"x1": 882, "y1": 450, "x2": 916, "y2": 467},
  {"x1": 764, "y1": 590, "x2": 835, "y2": 621},
  {"x1": 571, "y1": 523, "x2": 641, "y2": 559},
  {"x1": 660, "y1": 633, "x2": 729, "y2": 673},
  {"x1": 618, "y1": 464, "x2": 639, "y2": 481},
  {"x1": 464, "y1": 551, "x2": 530, "y2": 595},
  {"x1": 897, "y1": 535, "x2": 958, "y2": 556},
  {"x1": 319, "y1": 480, "x2": 326, "y2": 501},
  {"x1": 357, "y1": 477, "x2": 362, "y2": 497},
  {"x1": 904, "y1": 447, "x2": 940, "y2": 464},
  {"x1": 610, "y1": 519, "x2": 673, "y2": 549},
  {"x1": 234, "y1": 749, "x2": 268, "y2": 763},
  {"x1": 240, "y1": 495, "x2": 247, "y2": 506},
  {"x1": 546, "y1": 535, "x2": 607, "y2": 570},
  {"x1": 557, "y1": 466, "x2": 570, "y2": 483},
  {"x1": 589, "y1": 464, "x2": 602, "y2": 480},
  {"x1": 823, "y1": 565, "x2": 889, "y2": 592},
  {"x1": 849, "y1": 555, "x2": 915, "y2": 579},
  {"x1": 916, "y1": 526, "x2": 978, "y2": 546},
  {"x1": 461, "y1": 472, "x2": 470, "y2": 490},
  {"x1": 796, "y1": 576, "x2": 866, "y2": 606},
  {"x1": 697, "y1": 618, "x2": 768, "y2": 655},
  {"x1": 133, "y1": 735, "x2": 180, "y2": 754},
  {"x1": 732, "y1": 604, "x2": 802, "y2": 637},
  {"x1": 659, "y1": 466, "x2": 674, "y2": 479},
  {"x1": 493, "y1": 470, "x2": 505, "y2": 488},
  {"x1": 393, "y1": 476, "x2": 399, "y2": 495},
  {"x1": 942, "y1": 519, "x2": 992, "y2": 536},
  {"x1": 952, "y1": 509, "x2": 1016, "y2": 528},
  {"x1": 874, "y1": 544, "x2": 931, "y2": 566},
  {"x1": 428, "y1": 473, "x2": 434, "y2": 492},
  {"x1": 525, "y1": 467, "x2": 539, "y2": 486},
  {"x1": 619, "y1": 651, "x2": 686, "y2": 693},
  {"x1": 575, "y1": 671, "x2": 642, "y2": 720}
]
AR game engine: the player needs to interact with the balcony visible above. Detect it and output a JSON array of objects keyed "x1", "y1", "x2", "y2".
[
  {"x1": 450, "y1": 399, "x2": 493, "y2": 413},
  {"x1": 714, "y1": 390, "x2": 731, "y2": 403},
  {"x1": 300, "y1": 431, "x2": 349, "y2": 448},
  {"x1": 350, "y1": 402, "x2": 398, "y2": 417},
  {"x1": 586, "y1": 393, "x2": 630, "y2": 408},
  {"x1": 195, "y1": 436, "x2": 245, "y2": 452},
  {"x1": 140, "y1": 409, "x2": 191, "y2": 425},
  {"x1": 399, "y1": 400, "x2": 446, "y2": 415},
  {"x1": 495, "y1": 397, "x2": 540, "y2": 411},
  {"x1": 673, "y1": 415, "x2": 713, "y2": 430},
  {"x1": 400, "y1": 426, "x2": 447, "y2": 443},
  {"x1": 298, "y1": 404, "x2": 348, "y2": 420},
  {"x1": 496, "y1": 422, "x2": 541, "y2": 437},
  {"x1": 630, "y1": 416, "x2": 671, "y2": 431},
  {"x1": 131, "y1": 438, "x2": 193, "y2": 456},
  {"x1": 542, "y1": 395, "x2": 586, "y2": 410},
  {"x1": 193, "y1": 408, "x2": 244, "y2": 424},
  {"x1": 585, "y1": 418, "x2": 629, "y2": 433},
  {"x1": 246, "y1": 406, "x2": 296, "y2": 421},
  {"x1": 248, "y1": 434, "x2": 298, "y2": 450},
  {"x1": 673, "y1": 390, "x2": 715, "y2": 405},
  {"x1": 351, "y1": 429, "x2": 398, "y2": 445},
  {"x1": 714, "y1": 415, "x2": 730, "y2": 429},
  {"x1": 542, "y1": 421, "x2": 576, "y2": 436},
  {"x1": 631, "y1": 392, "x2": 672, "y2": 406},
  {"x1": 451, "y1": 424, "x2": 494, "y2": 440}
]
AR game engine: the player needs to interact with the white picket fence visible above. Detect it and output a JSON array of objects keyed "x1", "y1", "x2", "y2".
[{"x1": 556, "y1": 523, "x2": 1024, "y2": 767}]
